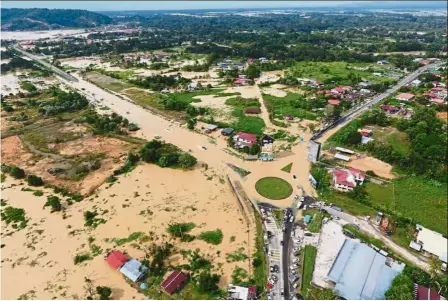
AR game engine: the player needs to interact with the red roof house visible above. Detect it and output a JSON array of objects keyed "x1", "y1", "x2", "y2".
[
  {"x1": 234, "y1": 78, "x2": 251, "y2": 85},
  {"x1": 414, "y1": 284, "x2": 443, "y2": 300},
  {"x1": 328, "y1": 99, "x2": 341, "y2": 105},
  {"x1": 358, "y1": 128, "x2": 373, "y2": 137},
  {"x1": 160, "y1": 270, "x2": 188, "y2": 295},
  {"x1": 233, "y1": 131, "x2": 258, "y2": 148},
  {"x1": 396, "y1": 93, "x2": 415, "y2": 101},
  {"x1": 332, "y1": 168, "x2": 365, "y2": 191},
  {"x1": 380, "y1": 104, "x2": 400, "y2": 114},
  {"x1": 244, "y1": 108, "x2": 261, "y2": 114},
  {"x1": 106, "y1": 251, "x2": 128, "y2": 269},
  {"x1": 331, "y1": 87, "x2": 345, "y2": 94},
  {"x1": 248, "y1": 286, "x2": 257, "y2": 299},
  {"x1": 430, "y1": 98, "x2": 447, "y2": 105}
]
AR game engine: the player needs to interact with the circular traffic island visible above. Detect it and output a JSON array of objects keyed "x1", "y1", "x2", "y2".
[{"x1": 255, "y1": 177, "x2": 293, "y2": 200}]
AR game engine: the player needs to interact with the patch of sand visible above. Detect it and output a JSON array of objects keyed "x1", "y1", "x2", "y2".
[
  {"x1": 1, "y1": 163, "x2": 253, "y2": 299},
  {"x1": 60, "y1": 57, "x2": 102, "y2": 68},
  {"x1": 348, "y1": 156, "x2": 396, "y2": 179},
  {"x1": 437, "y1": 111, "x2": 447, "y2": 123},
  {"x1": 262, "y1": 87, "x2": 287, "y2": 97},
  {"x1": 192, "y1": 94, "x2": 232, "y2": 110}
]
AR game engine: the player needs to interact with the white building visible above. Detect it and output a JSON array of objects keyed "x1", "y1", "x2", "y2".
[{"x1": 410, "y1": 225, "x2": 447, "y2": 266}]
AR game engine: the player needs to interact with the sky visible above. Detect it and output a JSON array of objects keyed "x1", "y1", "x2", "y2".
[
  {"x1": 0, "y1": 1, "x2": 376, "y2": 11},
  {"x1": 1, "y1": 1, "x2": 446, "y2": 11}
]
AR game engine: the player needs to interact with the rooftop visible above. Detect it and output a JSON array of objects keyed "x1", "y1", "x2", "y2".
[
  {"x1": 160, "y1": 270, "x2": 188, "y2": 295},
  {"x1": 327, "y1": 239, "x2": 405, "y2": 300},
  {"x1": 105, "y1": 251, "x2": 128, "y2": 269},
  {"x1": 119, "y1": 259, "x2": 148, "y2": 282},
  {"x1": 416, "y1": 225, "x2": 447, "y2": 263}
]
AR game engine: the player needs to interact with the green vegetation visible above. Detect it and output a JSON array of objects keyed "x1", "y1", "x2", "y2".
[
  {"x1": 253, "y1": 211, "x2": 268, "y2": 295},
  {"x1": 33, "y1": 190, "x2": 43, "y2": 196},
  {"x1": 221, "y1": 96, "x2": 265, "y2": 135},
  {"x1": 385, "y1": 273, "x2": 414, "y2": 300},
  {"x1": 167, "y1": 223, "x2": 196, "y2": 242},
  {"x1": 84, "y1": 211, "x2": 106, "y2": 229},
  {"x1": 44, "y1": 195, "x2": 62, "y2": 212},
  {"x1": 198, "y1": 229, "x2": 223, "y2": 245},
  {"x1": 1, "y1": 205, "x2": 28, "y2": 230},
  {"x1": 307, "y1": 212, "x2": 324, "y2": 233},
  {"x1": 281, "y1": 163, "x2": 293, "y2": 173},
  {"x1": 110, "y1": 232, "x2": 144, "y2": 246},
  {"x1": 26, "y1": 174, "x2": 43, "y2": 186},
  {"x1": 96, "y1": 286, "x2": 112, "y2": 300},
  {"x1": 255, "y1": 177, "x2": 293, "y2": 200},
  {"x1": 20, "y1": 81, "x2": 37, "y2": 92},
  {"x1": 74, "y1": 253, "x2": 92, "y2": 265},
  {"x1": 262, "y1": 92, "x2": 319, "y2": 120},
  {"x1": 139, "y1": 139, "x2": 197, "y2": 169},
  {"x1": 301, "y1": 245, "x2": 317, "y2": 297},
  {"x1": 226, "y1": 248, "x2": 248, "y2": 263},
  {"x1": 1, "y1": 165, "x2": 26, "y2": 179},
  {"x1": 343, "y1": 224, "x2": 386, "y2": 250}
]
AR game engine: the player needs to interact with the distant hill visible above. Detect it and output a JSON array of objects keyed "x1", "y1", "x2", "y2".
[{"x1": 1, "y1": 8, "x2": 112, "y2": 31}]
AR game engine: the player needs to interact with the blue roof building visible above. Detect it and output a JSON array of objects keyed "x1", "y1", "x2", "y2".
[
  {"x1": 119, "y1": 259, "x2": 148, "y2": 282},
  {"x1": 327, "y1": 239, "x2": 405, "y2": 300}
]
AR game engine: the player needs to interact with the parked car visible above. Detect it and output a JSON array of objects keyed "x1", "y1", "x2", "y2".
[
  {"x1": 293, "y1": 282, "x2": 299, "y2": 289},
  {"x1": 271, "y1": 274, "x2": 278, "y2": 281},
  {"x1": 201, "y1": 146, "x2": 207, "y2": 150},
  {"x1": 270, "y1": 265, "x2": 279, "y2": 273},
  {"x1": 268, "y1": 278, "x2": 275, "y2": 285},
  {"x1": 293, "y1": 276, "x2": 300, "y2": 283},
  {"x1": 332, "y1": 206, "x2": 343, "y2": 212},
  {"x1": 290, "y1": 216, "x2": 294, "y2": 223},
  {"x1": 304, "y1": 232, "x2": 313, "y2": 237}
]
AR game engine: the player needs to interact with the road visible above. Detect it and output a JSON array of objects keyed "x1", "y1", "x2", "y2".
[
  {"x1": 311, "y1": 63, "x2": 434, "y2": 140},
  {"x1": 323, "y1": 206, "x2": 430, "y2": 272},
  {"x1": 13, "y1": 46, "x2": 79, "y2": 82}
]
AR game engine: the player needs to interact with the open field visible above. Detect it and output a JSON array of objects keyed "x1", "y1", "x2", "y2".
[
  {"x1": 1, "y1": 164, "x2": 254, "y2": 299},
  {"x1": 262, "y1": 92, "x2": 319, "y2": 121},
  {"x1": 255, "y1": 177, "x2": 293, "y2": 200},
  {"x1": 287, "y1": 61, "x2": 402, "y2": 84}
]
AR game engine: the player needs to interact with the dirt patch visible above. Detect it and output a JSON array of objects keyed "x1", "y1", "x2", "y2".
[
  {"x1": 348, "y1": 156, "x2": 396, "y2": 179},
  {"x1": 437, "y1": 111, "x2": 447, "y2": 123}
]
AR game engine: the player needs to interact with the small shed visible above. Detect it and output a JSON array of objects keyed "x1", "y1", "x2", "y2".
[
  {"x1": 105, "y1": 251, "x2": 128, "y2": 269},
  {"x1": 334, "y1": 153, "x2": 351, "y2": 162},
  {"x1": 304, "y1": 215, "x2": 312, "y2": 224},
  {"x1": 204, "y1": 124, "x2": 218, "y2": 133},
  {"x1": 119, "y1": 259, "x2": 148, "y2": 282},
  {"x1": 221, "y1": 128, "x2": 234, "y2": 136},
  {"x1": 160, "y1": 270, "x2": 188, "y2": 295}
]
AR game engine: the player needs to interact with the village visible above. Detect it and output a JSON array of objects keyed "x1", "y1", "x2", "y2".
[{"x1": 1, "y1": 4, "x2": 448, "y2": 301}]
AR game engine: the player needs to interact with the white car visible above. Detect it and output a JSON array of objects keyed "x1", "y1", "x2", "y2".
[{"x1": 293, "y1": 282, "x2": 299, "y2": 289}]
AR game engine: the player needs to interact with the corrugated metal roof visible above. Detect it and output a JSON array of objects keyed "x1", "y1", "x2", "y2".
[
  {"x1": 327, "y1": 239, "x2": 404, "y2": 300},
  {"x1": 119, "y1": 259, "x2": 148, "y2": 282}
]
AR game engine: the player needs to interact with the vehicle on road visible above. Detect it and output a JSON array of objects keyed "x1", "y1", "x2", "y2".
[
  {"x1": 289, "y1": 216, "x2": 294, "y2": 223},
  {"x1": 270, "y1": 265, "x2": 279, "y2": 273},
  {"x1": 293, "y1": 282, "x2": 299, "y2": 289},
  {"x1": 201, "y1": 146, "x2": 207, "y2": 150},
  {"x1": 271, "y1": 274, "x2": 278, "y2": 281},
  {"x1": 304, "y1": 232, "x2": 312, "y2": 237}
]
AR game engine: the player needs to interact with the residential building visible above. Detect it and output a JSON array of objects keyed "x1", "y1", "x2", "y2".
[
  {"x1": 430, "y1": 98, "x2": 447, "y2": 105},
  {"x1": 284, "y1": 114, "x2": 294, "y2": 121},
  {"x1": 228, "y1": 284, "x2": 257, "y2": 300},
  {"x1": 414, "y1": 284, "x2": 445, "y2": 300},
  {"x1": 221, "y1": 128, "x2": 234, "y2": 136},
  {"x1": 105, "y1": 251, "x2": 128, "y2": 269},
  {"x1": 160, "y1": 270, "x2": 188, "y2": 295},
  {"x1": 358, "y1": 128, "x2": 373, "y2": 137},
  {"x1": 380, "y1": 104, "x2": 400, "y2": 114},
  {"x1": 204, "y1": 124, "x2": 218, "y2": 133},
  {"x1": 377, "y1": 60, "x2": 390, "y2": 65},
  {"x1": 261, "y1": 135, "x2": 274, "y2": 146},
  {"x1": 233, "y1": 132, "x2": 257, "y2": 148},
  {"x1": 412, "y1": 79, "x2": 422, "y2": 86},
  {"x1": 410, "y1": 225, "x2": 447, "y2": 265},
  {"x1": 327, "y1": 239, "x2": 405, "y2": 300},
  {"x1": 396, "y1": 93, "x2": 415, "y2": 101},
  {"x1": 244, "y1": 108, "x2": 261, "y2": 114},
  {"x1": 332, "y1": 168, "x2": 365, "y2": 191},
  {"x1": 359, "y1": 81, "x2": 372, "y2": 88},
  {"x1": 119, "y1": 259, "x2": 148, "y2": 282},
  {"x1": 328, "y1": 99, "x2": 341, "y2": 105},
  {"x1": 331, "y1": 87, "x2": 345, "y2": 95},
  {"x1": 234, "y1": 78, "x2": 251, "y2": 86}
]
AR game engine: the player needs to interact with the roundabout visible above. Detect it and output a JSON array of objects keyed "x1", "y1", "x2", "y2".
[{"x1": 255, "y1": 177, "x2": 293, "y2": 200}]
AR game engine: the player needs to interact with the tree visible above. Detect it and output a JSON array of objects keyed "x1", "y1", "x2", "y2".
[
  {"x1": 196, "y1": 272, "x2": 220, "y2": 293},
  {"x1": 178, "y1": 153, "x2": 197, "y2": 168},
  {"x1": 187, "y1": 119, "x2": 196, "y2": 129},
  {"x1": 44, "y1": 195, "x2": 62, "y2": 212},
  {"x1": 140, "y1": 148, "x2": 161, "y2": 163},
  {"x1": 96, "y1": 286, "x2": 112, "y2": 300},
  {"x1": 324, "y1": 104, "x2": 342, "y2": 123},
  {"x1": 27, "y1": 174, "x2": 44, "y2": 186},
  {"x1": 242, "y1": 146, "x2": 250, "y2": 153},
  {"x1": 249, "y1": 144, "x2": 261, "y2": 155},
  {"x1": 10, "y1": 166, "x2": 25, "y2": 179},
  {"x1": 385, "y1": 273, "x2": 414, "y2": 300},
  {"x1": 429, "y1": 257, "x2": 443, "y2": 279},
  {"x1": 347, "y1": 130, "x2": 362, "y2": 145},
  {"x1": 244, "y1": 64, "x2": 261, "y2": 79}
]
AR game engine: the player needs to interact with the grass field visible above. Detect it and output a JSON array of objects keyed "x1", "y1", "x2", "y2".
[
  {"x1": 231, "y1": 109, "x2": 265, "y2": 136},
  {"x1": 287, "y1": 61, "x2": 399, "y2": 84},
  {"x1": 262, "y1": 92, "x2": 318, "y2": 120},
  {"x1": 368, "y1": 125, "x2": 411, "y2": 156},
  {"x1": 255, "y1": 177, "x2": 293, "y2": 200},
  {"x1": 301, "y1": 245, "x2": 317, "y2": 296},
  {"x1": 281, "y1": 163, "x2": 293, "y2": 173},
  {"x1": 307, "y1": 212, "x2": 324, "y2": 233}
]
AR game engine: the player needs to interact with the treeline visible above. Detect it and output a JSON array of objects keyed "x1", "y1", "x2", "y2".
[
  {"x1": 38, "y1": 88, "x2": 89, "y2": 115},
  {"x1": 129, "y1": 74, "x2": 191, "y2": 91},
  {"x1": 330, "y1": 108, "x2": 447, "y2": 181},
  {"x1": 1, "y1": 57, "x2": 40, "y2": 74}
]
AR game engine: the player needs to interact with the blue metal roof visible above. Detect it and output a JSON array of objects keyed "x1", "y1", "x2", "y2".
[
  {"x1": 327, "y1": 239, "x2": 404, "y2": 300},
  {"x1": 119, "y1": 259, "x2": 148, "y2": 282}
]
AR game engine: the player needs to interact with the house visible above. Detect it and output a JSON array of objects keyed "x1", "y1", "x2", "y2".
[
  {"x1": 373, "y1": 72, "x2": 383, "y2": 77},
  {"x1": 359, "y1": 89, "x2": 371, "y2": 95},
  {"x1": 334, "y1": 153, "x2": 351, "y2": 162},
  {"x1": 261, "y1": 135, "x2": 274, "y2": 146},
  {"x1": 410, "y1": 225, "x2": 447, "y2": 265},
  {"x1": 377, "y1": 60, "x2": 390, "y2": 65},
  {"x1": 430, "y1": 88, "x2": 448, "y2": 99},
  {"x1": 359, "y1": 81, "x2": 372, "y2": 88},
  {"x1": 160, "y1": 270, "x2": 188, "y2": 295},
  {"x1": 221, "y1": 128, "x2": 234, "y2": 136},
  {"x1": 327, "y1": 239, "x2": 405, "y2": 300},
  {"x1": 233, "y1": 132, "x2": 257, "y2": 148},
  {"x1": 328, "y1": 99, "x2": 341, "y2": 105},
  {"x1": 204, "y1": 124, "x2": 218, "y2": 133},
  {"x1": 361, "y1": 136, "x2": 375, "y2": 144},
  {"x1": 380, "y1": 104, "x2": 400, "y2": 114},
  {"x1": 430, "y1": 98, "x2": 447, "y2": 105},
  {"x1": 284, "y1": 114, "x2": 294, "y2": 121},
  {"x1": 247, "y1": 58, "x2": 256, "y2": 63},
  {"x1": 234, "y1": 78, "x2": 251, "y2": 86},
  {"x1": 228, "y1": 284, "x2": 257, "y2": 300},
  {"x1": 105, "y1": 251, "x2": 128, "y2": 269},
  {"x1": 414, "y1": 284, "x2": 445, "y2": 300},
  {"x1": 119, "y1": 259, "x2": 148, "y2": 282},
  {"x1": 358, "y1": 128, "x2": 373, "y2": 137},
  {"x1": 244, "y1": 108, "x2": 261, "y2": 114},
  {"x1": 331, "y1": 87, "x2": 345, "y2": 95},
  {"x1": 332, "y1": 168, "x2": 365, "y2": 191},
  {"x1": 396, "y1": 93, "x2": 415, "y2": 101},
  {"x1": 412, "y1": 79, "x2": 422, "y2": 86}
]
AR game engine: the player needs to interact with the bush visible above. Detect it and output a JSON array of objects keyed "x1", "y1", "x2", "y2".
[
  {"x1": 127, "y1": 123, "x2": 140, "y2": 131},
  {"x1": 44, "y1": 195, "x2": 62, "y2": 212},
  {"x1": 27, "y1": 174, "x2": 44, "y2": 186},
  {"x1": 178, "y1": 153, "x2": 197, "y2": 168},
  {"x1": 10, "y1": 166, "x2": 25, "y2": 179},
  {"x1": 74, "y1": 253, "x2": 92, "y2": 264},
  {"x1": 96, "y1": 286, "x2": 112, "y2": 300},
  {"x1": 198, "y1": 229, "x2": 223, "y2": 245}
]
